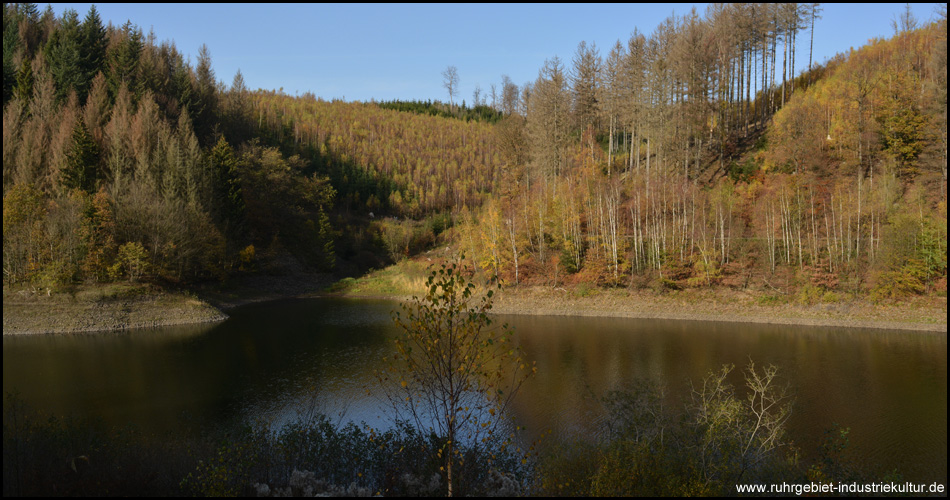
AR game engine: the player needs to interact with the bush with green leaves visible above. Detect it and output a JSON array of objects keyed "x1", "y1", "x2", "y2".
[
  {"x1": 108, "y1": 241, "x2": 149, "y2": 282},
  {"x1": 872, "y1": 212, "x2": 947, "y2": 300}
]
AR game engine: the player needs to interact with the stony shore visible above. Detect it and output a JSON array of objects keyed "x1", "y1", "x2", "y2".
[
  {"x1": 2, "y1": 285, "x2": 228, "y2": 335},
  {"x1": 488, "y1": 287, "x2": 947, "y2": 333},
  {"x1": 4, "y1": 279, "x2": 945, "y2": 335},
  {"x1": 318, "y1": 257, "x2": 947, "y2": 333}
]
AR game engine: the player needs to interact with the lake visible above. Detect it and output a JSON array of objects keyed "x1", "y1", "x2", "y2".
[{"x1": 3, "y1": 297, "x2": 946, "y2": 484}]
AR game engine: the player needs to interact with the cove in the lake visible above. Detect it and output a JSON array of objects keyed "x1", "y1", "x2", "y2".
[{"x1": 3, "y1": 297, "x2": 946, "y2": 484}]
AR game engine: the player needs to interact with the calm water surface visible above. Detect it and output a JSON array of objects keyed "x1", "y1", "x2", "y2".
[{"x1": 3, "y1": 297, "x2": 946, "y2": 484}]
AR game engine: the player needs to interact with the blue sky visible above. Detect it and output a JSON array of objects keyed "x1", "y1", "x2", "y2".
[{"x1": 46, "y1": 3, "x2": 942, "y2": 103}]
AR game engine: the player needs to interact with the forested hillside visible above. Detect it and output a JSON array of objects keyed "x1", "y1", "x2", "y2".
[
  {"x1": 2, "y1": 3, "x2": 946, "y2": 303},
  {"x1": 375, "y1": 99, "x2": 504, "y2": 125},
  {"x1": 2, "y1": 4, "x2": 336, "y2": 286},
  {"x1": 251, "y1": 93, "x2": 500, "y2": 216},
  {"x1": 453, "y1": 5, "x2": 947, "y2": 302},
  {"x1": 0, "y1": 4, "x2": 498, "y2": 287}
]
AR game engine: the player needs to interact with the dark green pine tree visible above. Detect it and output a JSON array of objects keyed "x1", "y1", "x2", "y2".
[
  {"x1": 107, "y1": 21, "x2": 143, "y2": 101},
  {"x1": 192, "y1": 44, "x2": 218, "y2": 146},
  {"x1": 314, "y1": 207, "x2": 336, "y2": 270},
  {"x1": 172, "y1": 60, "x2": 197, "y2": 122},
  {"x1": 2, "y1": 56, "x2": 12, "y2": 106},
  {"x1": 2, "y1": 4, "x2": 19, "y2": 106},
  {"x1": 62, "y1": 116, "x2": 101, "y2": 192},
  {"x1": 208, "y1": 136, "x2": 245, "y2": 241},
  {"x1": 44, "y1": 8, "x2": 84, "y2": 103},
  {"x1": 223, "y1": 69, "x2": 252, "y2": 145},
  {"x1": 77, "y1": 5, "x2": 107, "y2": 102}
]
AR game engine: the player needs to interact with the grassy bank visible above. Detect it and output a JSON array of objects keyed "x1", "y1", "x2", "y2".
[
  {"x1": 324, "y1": 258, "x2": 432, "y2": 299},
  {"x1": 326, "y1": 258, "x2": 948, "y2": 333},
  {"x1": 2, "y1": 283, "x2": 227, "y2": 335}
]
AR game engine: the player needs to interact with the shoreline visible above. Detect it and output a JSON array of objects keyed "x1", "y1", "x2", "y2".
[
  {"x1": 489, "y1": 287, "x2": 948, "y2": 333},
  {"x1": 4, "y1": 281, "x2": 945, "y2": 335},
  {"x1": 323, "y1": 286, "x2": 947, "y2": 333},
  {"x1": 318, "y1": 258, "x2": 946, "y2": 333},
  {"x1": 489, "y1": 301, "x2": 947, "y2": 333},
  {"x1": 2, "y1": 285, "x2": 228, "y2": 336}
]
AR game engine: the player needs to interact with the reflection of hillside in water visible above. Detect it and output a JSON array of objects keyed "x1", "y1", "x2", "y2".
[
  {"x1": 2, "y1": 298, "x2": 396, "y2": 434},
  {"x1": 501, "y1": 314, "x2": 947, "y2": 483},
  {"x1": 3, "y1": 299, "x2": 946, "y2": 484},
  {"x1": 3, "y1": 321, "x2": 220, "y2": 431}
]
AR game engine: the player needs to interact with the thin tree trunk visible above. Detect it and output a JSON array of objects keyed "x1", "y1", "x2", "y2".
[
  {"x1": 808, "y1": 7, "x2": 815, "y2": 73},
  {"x1": 782, "y1": 23, "x2": 789, "y2": 107}
]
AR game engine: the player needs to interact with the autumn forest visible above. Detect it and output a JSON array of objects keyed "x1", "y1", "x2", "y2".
[{"x1": 3, "y1": 3, "x2": 947, "y2": 303}]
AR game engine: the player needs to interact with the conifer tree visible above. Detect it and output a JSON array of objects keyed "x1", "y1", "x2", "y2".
[
  {"x1": 209, "y1": 136, "x2": 244, "y2": 240},
  {"x1": 172, "y1": 59, "x2": 197, "y2": 121},
  {"x1": 78, "y1": 5, "x2": 107, "y2": 103},
  {"x1": 528, "y1": 57, "x2": 571, "y2": 180},
  {"x1": 82, "y1": 72, "x2": 110, "y2": 147},
  {"x1": 107, "y1": 21, "x2": 143, "y2": 101},
  {"x1": 193, "y1": 44, "x2": 218, "y2": 145},
  {"x1": 44, "y1": 8, "x2": 83, "y2": 103},
  {"x1": 15, "y1": 59, "x2": 34, "y2": 104},
  {"x1": 223, "y1": 69, "x2": 252, "y2": 144},
  {"x1": 176, "y1": 108, "x2": 206, "y2": 209},
  {"x1": 603, "y1": 40, "x2": 625, "y2": 172},
  {"x1": 2, "y1": 98, "x2": 26, "y2": 190},
  {"x1": 62, "y1": 116, "x2": 100, "y2": 192},
  {"x1": 2, "y1": 4, "x2": 18, "y2": 105},
  {"x1": 105, "y1": 84, "x2": 134, "y2": 192},
  {"x1": 570, "y1": 40, "x2": 602, "y2": 134}
]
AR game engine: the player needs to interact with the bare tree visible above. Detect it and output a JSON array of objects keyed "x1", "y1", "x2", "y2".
[
  {"x1": 689, "y1": 361, "x2": 792, "y2": 484},
  {"x1": 442, "y1": 65, "x2": 459, "y2": 108},
  {"x1": 472, "y1": 83, "x2": 481, "y2": 107},
  {"x1": 527, "y1": 57, "x2": 571, "y2": 180},
  {"x1": 807, "y1": 3, "x2": 823, "y2": 72},
  {"x1": 623, "y1": 29, "x2": 647, "y2": 171},
  {"x1": 570, "y1": 40, "x2": 602, "y2": 133},
  {"x1": 501, "y1": 74, "x2": 519, "y2": 115},
  {"x1": 602, "y1": 40, "x2": 625, "y2": 172},
  {"x1": 891, "y1": 3, "x2": 919, "y2": 34}
]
